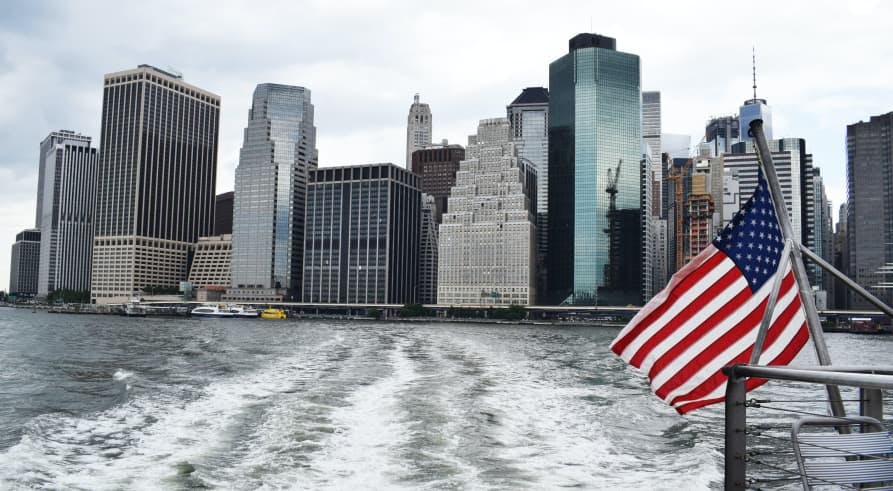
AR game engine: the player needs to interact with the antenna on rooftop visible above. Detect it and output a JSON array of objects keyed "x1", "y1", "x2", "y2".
[{"x1": 752, "y1": 46, "x2": 757, "y2": 102}]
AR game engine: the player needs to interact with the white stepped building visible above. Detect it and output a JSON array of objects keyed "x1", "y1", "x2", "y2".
[{"x1": 437, "y1": 118, "x2": 537, "y2": 305}]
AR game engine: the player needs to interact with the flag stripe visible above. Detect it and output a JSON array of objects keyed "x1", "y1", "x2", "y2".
[
  {"x1": 666, "y1": 279, "x2": 803, "y2": 406},
  {"x1": 611, "y1": 248, "x2": 726, "y2": 355},
  {"x1": 673, "y1": 325, "x2": 809, "y2": 414},
  {"x1": 648, "y1": 270, "x2": 795, "y2": 392},
  {"x1": 628, "y1": 264, "x2": 743, "y2": 367}
]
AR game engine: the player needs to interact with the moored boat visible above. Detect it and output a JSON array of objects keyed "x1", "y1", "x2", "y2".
[
  {"x1": 191, "y1": 305, "x2": 234, "y2": 318},
  {"x1": 260, "y1": 308, "x2": 287, "y2": 320},
  {"x1": 228, "y1": 305, "x2": 260, "y2": 318}
]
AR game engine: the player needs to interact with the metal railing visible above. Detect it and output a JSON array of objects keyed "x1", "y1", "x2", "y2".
[{"x1": 723, "y1": 364, "x2": 893, "y2": 490}]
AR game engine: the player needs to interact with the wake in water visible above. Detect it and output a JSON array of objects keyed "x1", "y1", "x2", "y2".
[{"x1": 0, "y1": 317, "x2": 725, "y2": 489}]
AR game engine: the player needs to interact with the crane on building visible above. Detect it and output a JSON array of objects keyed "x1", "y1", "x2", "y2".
[
  {"x1": 664, "y1": 155, "x2": 690, "y2": 273},
  {"x1": 604, "y1": 159, "x2": 622, "y2": 289}
]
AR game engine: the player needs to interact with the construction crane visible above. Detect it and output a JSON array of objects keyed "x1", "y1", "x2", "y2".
[
  {"x1": 664, "y1": 156, "x2": 690, "y2": 272},
  {"x1": 604, "y1": 159, "x2": 622, "y2": 288}
]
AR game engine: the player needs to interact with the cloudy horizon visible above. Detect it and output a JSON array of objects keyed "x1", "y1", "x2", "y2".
[{"x1": 2, "y1": 0, "x2": 891, "y2": 291}]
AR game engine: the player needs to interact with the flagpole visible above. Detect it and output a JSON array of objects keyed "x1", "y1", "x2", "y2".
[
  {"x1": 748, "y1": 120, "x2": 846, "y2": 419},
  {"x1": 749, "y1": 239, "x2": 792, "y2": 365}
]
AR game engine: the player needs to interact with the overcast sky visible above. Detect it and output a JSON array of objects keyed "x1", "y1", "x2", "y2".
[{"x1": 2, "y1": 0, "x2": 891, "y2": 291}]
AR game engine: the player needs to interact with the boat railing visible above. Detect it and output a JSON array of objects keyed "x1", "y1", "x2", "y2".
[{"x1": 722, "y1": 364, "x2": 893, "y2": 490}]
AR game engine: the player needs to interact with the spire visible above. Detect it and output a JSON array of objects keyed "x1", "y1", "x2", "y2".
[
  {"x1": 414, "y1": 93, "x2": 420, "y2": 104},
  {"x1": 752, "y1": 46, "x2": 757, "y2": 102}
]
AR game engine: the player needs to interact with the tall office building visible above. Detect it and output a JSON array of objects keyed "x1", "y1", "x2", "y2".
[
  {"x1": 302, "y1": 164, "x2": 421, "y2": 304},
  {"x1": 214, "y1": 191, "x2": 234, "y2": 235},
  {"x1": 739, "y1": 99, "x2": 773, "y2": 142},
  {"x1": 9, "y1": 229, "x2": 40, "y2": 297},
  {"x1": 438, "y1": 118, "x2": 537, "y2": 306},
  {"x1": 705, "y1": 115, "x2": 741, "y2": 156},
  {"x1": 832, "y1": 203, "x2": 849, "y2": 309},
  {"x1": 406, "y1": 94, "x2": 432, "y2": 168},
  {"x1": 685, "y1": 173, "x2": 715, "y2": 263},
  {"x1": 507, "y1": 87, "x2": 549, "y2": 302},
  {"x1": 36, "y1": 131, "x2": 98, "y2": 297},
  {"x1": 418, "y1": 194, "x2": 438, "y2": 304},
  {"x1": 642, "y1": 90, "x2": 662, "y2": 183},
  {"x1": 228, "y1": 84, "x2": 317, "y2": 302},
  {"x1": 91, "y1": 65, "x2": 220, "y2": 303},
  {"x1": 846, "y1": 112, "x2": 893, "y2": 309},
  {"x1": 812, "y1": 169, "x2": 833, "y2": 296},
  {"x1": 410, "y1": 141, "x2": 465, "y2": 224},
  {"x1": 547, "y1": 33, "x2": 642, "y2": 306}
]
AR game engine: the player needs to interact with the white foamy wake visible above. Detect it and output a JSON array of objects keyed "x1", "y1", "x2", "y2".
[{"x1": 0, "y1": 333, "x2": 345, "y2": 490}]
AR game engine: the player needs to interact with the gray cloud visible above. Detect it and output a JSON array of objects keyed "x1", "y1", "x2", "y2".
[{"x1": 2, "y1": 0, "x2": 892, "y2": 290}]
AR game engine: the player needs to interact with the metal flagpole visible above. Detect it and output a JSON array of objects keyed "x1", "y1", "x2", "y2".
[
  {"x1": 748, "y1": 119, "x2": 846, "y2": 419},
  {"x1": 749, "y1": 239, "x2": 792, "y2": 365},
  {"x1": 798, "y1": 244, "x2": 893, "y2": 318}
]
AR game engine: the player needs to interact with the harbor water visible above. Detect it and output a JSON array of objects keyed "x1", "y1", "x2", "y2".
[{"x1": 0, "y1": 306, "x2": 890, "y2": 489}]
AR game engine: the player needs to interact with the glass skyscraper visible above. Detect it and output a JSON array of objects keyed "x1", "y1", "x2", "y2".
[
  {"x1": 228, "y1": 84, "x2": 318, "y2": 302},
  {"x1": 546, "y1": 33, "x2": 642, "y2": 306}
]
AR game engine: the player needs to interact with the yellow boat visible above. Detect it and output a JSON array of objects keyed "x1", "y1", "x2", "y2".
[{"x1": 260, "y1": 308, "x2": 287, "y2": 320}]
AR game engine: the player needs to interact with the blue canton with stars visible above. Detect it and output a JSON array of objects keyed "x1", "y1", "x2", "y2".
[{"x1": 712, "y1": 170, "x2": 784, "y2": 293}]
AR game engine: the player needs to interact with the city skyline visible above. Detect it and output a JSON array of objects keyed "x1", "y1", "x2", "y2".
[{"x1": 1, "y1": 1, "x2": 892, "y2": 290}]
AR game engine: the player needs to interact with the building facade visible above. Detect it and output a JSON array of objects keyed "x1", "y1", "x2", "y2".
[
  {"x1": 214, "y1": 191, "x2": 234, "y2": 235},
  {"x1": 91, "y1": 65, "x2": 220, "y2": 303},
  {"x1": 507, "y1": 87, "x2": 549, "y2": 302},
  {"x1": 846, "y1": 112, "x2": 893, "y2": 308},
  {"x1": 418, "y1": 194, "x2": 438, "y2": 304},
  {"x1": 187, "y1": 234, "x2": 232, "y2": 289},
  {"x1": 685, "y1": 173, "x2": 716, "y2": 263},
  {"x1": 228, "y1": 84, "x2": 318, "y2": 302},
  {"x1": 36, "y1": 130, "x2": 98, "y2": 297},
  {"x1": 302, "y1": 163, "x2": 421, "y2": 304},
  {"x1": 438, "y1": 118, "x2": 536, "y2": 306},
  {"x1": 410, "y1": 141, "x2": 465, "y2": 224},
  {"x1": 547, "y1": 33, "x2": 642, "y2": 306},
  {"x1": 705, "y1": 115, "x2": 741, "y2": 156},
  {"x1": 406, "y1": 94, "x2": 432, "y2": 168},
  {"x1": 10, "y1": 229, "x2": 40, "y2": 297},
  {"x1": 739, "y1": 98, "x2": 773, "y2": 142}
]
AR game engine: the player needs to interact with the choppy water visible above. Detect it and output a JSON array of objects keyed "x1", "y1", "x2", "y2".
[{"x1": 0, "y1": 306, "x2": 890, "y2": 489}]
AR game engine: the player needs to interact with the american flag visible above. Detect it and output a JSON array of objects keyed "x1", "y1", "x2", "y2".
[{"x1": 611, "y1": 170, "x2": 809, "y2": 414}]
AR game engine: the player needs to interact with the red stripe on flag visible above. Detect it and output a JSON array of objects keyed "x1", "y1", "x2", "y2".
[
  {"x1": 655, "y1": 273, "x2": 797, "y2": 401},
  {"x1": 611, "y1": 250, "x2": 726, "y2": 356},
  {"x1": 666, "y1": 276, "x2": 801, "y2": 406},
  {"x1": 674, "y1": 324, "x2": 809, "y2": 415},
  {"x1": 628, "y1": 267, "x2": 742, "y2": 367}
]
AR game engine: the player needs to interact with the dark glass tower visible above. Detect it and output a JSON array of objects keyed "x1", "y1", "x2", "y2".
[
  {"x1": 91, "y1": 65, "x2": 220, "y2": 302},
  {"x1": 302, "y1": 164, "x2": 420, "y2": 304},
  {"x1": 846, "y1": 111, "x2": 893, "y2": 309},
  {"x1": 546, "y1": 33, "x2": 642, "y2": 306}
]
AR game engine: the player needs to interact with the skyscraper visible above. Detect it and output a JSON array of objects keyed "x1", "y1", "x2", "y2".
[
  {"x1": 9, "y1": 229, "x2": 40, "y2": 297},
  {"x1": 410, "y1": 141, "x2": 465, "y2": 224},
  {"x1": 406, "y1": 94, "x2": 432, "y2": 168},
  {"x1": 214, "y1": 191, "x2": 234, "y2": 235},
  {"x1": 739, "y1": 99, "x2": 773, "y2": 142},
  {"x1": 438, "y1": 118, "x2": 537, "y2": 306},
  {"x1": 36, "y1": 131, "x2": 98, "y2": 297},
  {"x1": 642, "y1": 91, "x2": 662, "y2": 178},
  {"x1": 547, "y1": 33, "x2": 642, "y2": 306},
  {"x1": 228, "y1": 84, "x2": 318, "y2": 302},
  {"x1": 418, "y1": 193, "x2": 438, "y2": 304},
  {"x1": 507, "y1": 87, "x2": 549, "y2": 300},
  {"x1": 91, "y1": 65, "x2": 220, "y2": 303},
  {"x1": 846, "y1": 111, "x2": 893, "y2": 309},
  {"x1": 705, "y1": 115, "x2": 740, "y2": 156},
  {"x1": 302, "y1": 164, "x2": 420, "y2": 304}
]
